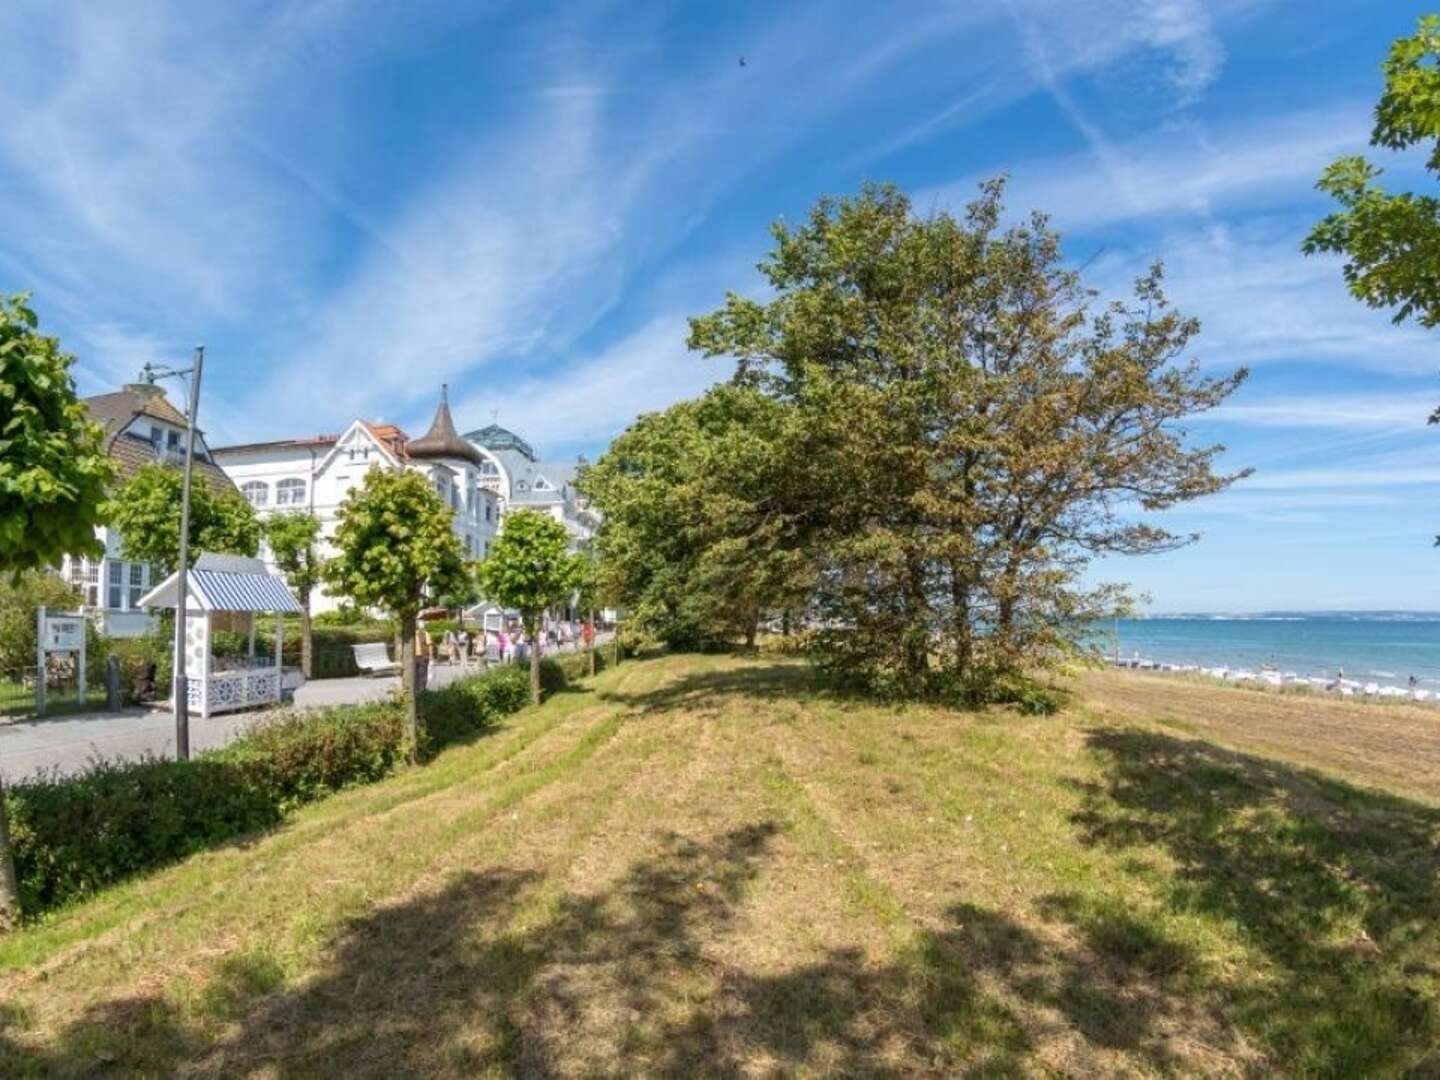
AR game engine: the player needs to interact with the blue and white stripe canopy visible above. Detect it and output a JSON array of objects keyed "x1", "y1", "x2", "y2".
[{"x1": 138, "y1": 553, "x2": 302, "y2": 613}]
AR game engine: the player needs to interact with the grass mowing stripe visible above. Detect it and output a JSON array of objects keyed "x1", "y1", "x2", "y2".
[{"x1": 0, "y1": 677, "x2": 633, "y2": 974}]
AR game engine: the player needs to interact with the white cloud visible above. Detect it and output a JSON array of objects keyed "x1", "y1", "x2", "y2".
[
  {"x1": 931, "y1": 102, "x2": 1371, "y2": 232},
  {"x1": 1207, "y1": 394, "x2": 1434, "y2": 431},
  {"x1": 1083, "y1": 217, "x2": 1439, "y2": 375},
  {"x1": 454, "y1": 315, "x2": 732, "y2": 455}
]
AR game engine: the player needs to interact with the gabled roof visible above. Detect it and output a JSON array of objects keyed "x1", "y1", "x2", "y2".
[
  {"x1": 315, "y1": 419, "x2": 410, "y2": 473},
  {"x1": 407, "y1": 387, "x2": 483, "y2": 466},
  {"x1": 84, "y1": 384, "x2": 189, "y2": 434},
  {"x1": 82, "y1": 385, "x2": 237, "y2": 496}
]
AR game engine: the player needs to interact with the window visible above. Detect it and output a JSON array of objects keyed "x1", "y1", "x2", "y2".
[
  {"x1": 128, "y1": 563, "x2": 146, "y2": 609},
  {"x1": 241, "y1": 481, "x2": 269, "y2": 507},
  {"x1": 67, "y1": 556, "x2": 100, "y2": 607},
  {"x1": 276, "y1": 478, "x2": 306, "y2": 506},
  {"x1": 167, "y1": 429, "x2": 180, "y2": 449},
  {"x1": 485, "y1": 503, "x2": 493, "y2": 522},
  {"x1": 108, "y1": 560, "x2": 123, "y2": 610},
  {"x1": 516, "y1": 480, "x2": 528, "y2": 492}
]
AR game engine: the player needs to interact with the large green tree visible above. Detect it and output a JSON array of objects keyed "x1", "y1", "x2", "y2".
[
  {"x1": 1305, "y1": 16, "x2": 1440, "y2": 337},
  {"x1": 323, "y1": 469, "x2": 467, "y2": 754},
  {"x1": 580, "y1": 384, "x2": 813, "y2": 651},
  {"x1": 476, "y1": 509, "x2": 576, "y2": 706},
  {"x1": 0, "y1": 294, "x2": 113, "y2": 930},
  {"x1": 688, "y1": 181, "x2": 1246, "y2": 700},
  {"x1": 108, "y1": 463, "x2": 260, "y2": 578},
  {"x1": 263, "y1": 511, "x2": 323, "y2": 678}
]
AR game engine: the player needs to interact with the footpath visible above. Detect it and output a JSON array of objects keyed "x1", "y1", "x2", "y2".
[{"x1": 0, "y1": 638, "x2": 607, "y2": 783}]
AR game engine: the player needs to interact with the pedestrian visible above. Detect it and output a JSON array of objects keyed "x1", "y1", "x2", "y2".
[
  {"x1": 457, "y1": 627, "x2": 470, "y2": 667},
  {"x1": 1410, "y1": 673, "x2": 1419, "y2": 690},
  {"x1": 497, "y1": 628, "x2": 509, "y2": 663}
]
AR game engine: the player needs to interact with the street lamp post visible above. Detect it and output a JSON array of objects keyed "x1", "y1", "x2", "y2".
[{"x1": 143, "y1": 346, "x2": 205, "y2": 761}]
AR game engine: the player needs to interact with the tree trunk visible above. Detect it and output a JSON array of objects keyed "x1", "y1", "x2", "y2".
[
  {"x1": 399, "y1": 614, "x2": 418, "y2": 763},
  {"x1": 526, "y1": 614, "x2": 541, "y2": 706},
  {"x1": 0, "y1": 773, "x2": 19, "y2": 931},
  {"x1": 782, "y1": 608, "x2": 791, "y2": 636},
  {"x1": 299, "y1": 593, "x2": 313, "y2": 680}
]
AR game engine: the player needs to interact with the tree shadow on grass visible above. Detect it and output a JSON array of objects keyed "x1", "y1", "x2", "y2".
[
  {"x1": 12, "y1": 784, "x2": 1370, "y2": 1075},
  {"x1": 597, "y1": 661, "x2": 826, "y2": 716},
  {"x1": 1072, "y1": 727, "x2": 1440, "y2": 1075},
  {"x1": 3, "y1": 821, "x2": 1076, "y2": 1077}
]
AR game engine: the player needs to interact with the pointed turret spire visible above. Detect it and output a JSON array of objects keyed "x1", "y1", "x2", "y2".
[{"x1": 405, "y1": 386, "x2": 482, "y2": 466}]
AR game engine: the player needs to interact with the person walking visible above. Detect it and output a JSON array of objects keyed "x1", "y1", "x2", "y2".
[
  {"x1": 497, "y1": 628, "x2": 509, "y2": 664},
  {"x1": 457, "y1": 627, "x2": 470, "y2": 669}
]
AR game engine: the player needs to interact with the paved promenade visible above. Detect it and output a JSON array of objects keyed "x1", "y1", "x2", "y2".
[{"x1": 0, "y1": 640, "x2": 606, "y2": 783}]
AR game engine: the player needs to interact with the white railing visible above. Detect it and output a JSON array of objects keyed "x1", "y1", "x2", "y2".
[{"x1": 191, "y1": 669, "x2": 281, "y2": 716}]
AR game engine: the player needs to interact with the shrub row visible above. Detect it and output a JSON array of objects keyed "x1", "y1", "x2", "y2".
[{"x1": 4, "y1": 653, "x2": 605, "y2": 918}]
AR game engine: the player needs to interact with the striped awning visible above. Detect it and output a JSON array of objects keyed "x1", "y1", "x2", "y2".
[{"x1": 138, "y1": 553, "x2": 303, "y2": 613}]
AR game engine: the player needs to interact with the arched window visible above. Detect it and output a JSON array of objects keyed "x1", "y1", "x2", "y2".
[
  {"x1": 241, "y1": 481, "x2": 269, "y2": 507},
  {"x1": 276, "y1": 478, "x2": 306, "y2": 506}
]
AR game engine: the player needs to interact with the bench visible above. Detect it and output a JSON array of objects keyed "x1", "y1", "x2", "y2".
[{"x1": 352, "y1": 642, "x2": 398, "y2": 676}]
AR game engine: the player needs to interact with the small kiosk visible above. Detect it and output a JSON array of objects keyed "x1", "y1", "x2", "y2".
[{"x1": 138, "y1": 553, "x2": 302, "y2": 718}]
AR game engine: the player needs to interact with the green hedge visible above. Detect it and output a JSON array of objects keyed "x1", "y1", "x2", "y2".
[
  {"x1": 3, "y1": 647, "x2": 610, "y2": 919},
  {"x1": 419, "y1": 664, "x2": 529, "y2": 752}
]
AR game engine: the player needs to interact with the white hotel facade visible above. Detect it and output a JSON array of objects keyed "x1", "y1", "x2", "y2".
[
  {"x1": 213, "y1": 391, "x2": 501, "y2": 615},
  {"x1": 212, "y1": 390, "x2": 596, "y2": 617}
]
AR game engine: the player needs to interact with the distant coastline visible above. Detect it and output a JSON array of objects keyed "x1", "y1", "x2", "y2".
[
  {"x1": 1139, "y1": 611, "x2": 1440, "y2": 623},
  {"x1": 1103, "y1": 615, "x2": 1440, "y2": 696}
]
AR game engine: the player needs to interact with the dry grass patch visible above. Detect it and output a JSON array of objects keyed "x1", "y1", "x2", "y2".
[{"x1": 1, "y1": 654, "x2": 1437, "y2": 1076}]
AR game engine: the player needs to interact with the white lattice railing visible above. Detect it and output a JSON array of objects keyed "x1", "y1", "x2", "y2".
[{"x1": 193, "y1": 670, "x2": 281, "y2": 716}]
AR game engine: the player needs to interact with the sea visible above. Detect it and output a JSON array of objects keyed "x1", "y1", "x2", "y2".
[{"x1": 1105, "y1": 614, "x2": 1440, "y2": 691}]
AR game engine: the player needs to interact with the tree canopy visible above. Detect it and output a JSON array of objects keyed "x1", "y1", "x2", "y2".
[
  {"x1": 579, "y1": 384, "x2": 812, "y2": 650},
  {"x1": 0, "y1": 294, "x2": 113, "y2": 930},
  {"x1": 590, "y1": 181, "x2": 1245, "y2": 704},
  {"x1": 324, "y1": 468, "x2": 468, "y2": 750},
  {"x1": 0, "y1": 295, "x2": 112, "y2": 578},
  {"x1": 476, "y1": 509, "x2": 576, "y2": 705},
  {"x1": 264, "y1": 511, "x2": 323, "y2": 678},
  {"x1": 108, "y1": 464, "x2": 260, "y2": 578},
  {"x1": 1305, "y1": 15, "x2": 1440, "y2": 333}
]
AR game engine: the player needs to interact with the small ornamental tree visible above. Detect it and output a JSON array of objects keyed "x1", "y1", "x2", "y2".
[
  {"x1": 477, "y1": 509, "x2": 577, "y2": 705},
  {"x1": 323, "y1": 469, "x2": 467, "y2": 755},
  {"x1": 108, "y1": 463, "x2": 260, "y2": 577},
  {"x1": 0, "y1": 293, "x2": 113, "y2": 930},
  {"x1": 264, "y1": 511, "x2": 323, "y2": 678}
]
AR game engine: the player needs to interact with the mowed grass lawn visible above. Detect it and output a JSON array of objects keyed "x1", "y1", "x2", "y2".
[{"x1": 2, "y1": 655, "x2": 1438, "y2": 1076}]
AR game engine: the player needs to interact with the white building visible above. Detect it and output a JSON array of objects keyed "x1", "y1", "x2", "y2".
[
  {"x1": 63, "y1": 383, "x2": 238, "y2": 638},
  {"x1": 213, "y1": 390, "x2": 500, "y2": 615},
  {"x1": 462, "y1": 424, "x2": 598, "y2": 548}
]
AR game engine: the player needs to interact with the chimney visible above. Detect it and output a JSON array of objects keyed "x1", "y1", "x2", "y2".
[{"x1": 124, "y1": 381, "x2": 165, "y2": 401}]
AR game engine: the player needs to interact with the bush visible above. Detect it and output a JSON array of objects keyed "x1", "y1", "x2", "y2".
[
  {"x1": 4, "y1": 701, "x2": 406, "y2": 915},
  {"x1": 419, "y1": 664, "x2": 530, "y2": 753},
  {"x1": 312, "y1": 604, "x2": 386, "y2": 628},
  {"x1": 212, "y1": 703, "x2": 407, "y2": 809}
]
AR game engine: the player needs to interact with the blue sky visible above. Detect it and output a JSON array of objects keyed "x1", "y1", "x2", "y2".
[{"x1": 1, "y1": 1, "x2": 1435, "y2": 612}]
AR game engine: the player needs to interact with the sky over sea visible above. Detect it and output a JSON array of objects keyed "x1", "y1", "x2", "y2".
[{"x1": 0, "y1": 1, "x2": 1434, "y2": 611}]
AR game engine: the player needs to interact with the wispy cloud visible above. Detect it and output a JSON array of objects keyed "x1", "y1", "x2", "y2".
[
  {"x1": 1208, "y1": 393, "x2": 1434, "y2": 431},
  {"x1": 454, "y1": 315, "x2": 732, "y2": 456},
  {"x1": 932, "y1": 102, "x2": 1371, "y2": 232}
]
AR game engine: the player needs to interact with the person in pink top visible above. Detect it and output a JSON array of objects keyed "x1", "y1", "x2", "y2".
[{"x1": 497, "y1": 629, "x2": 509, "y2": 663}]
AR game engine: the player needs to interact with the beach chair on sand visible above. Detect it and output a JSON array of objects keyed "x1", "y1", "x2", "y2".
[{"x1": 353, "y1": 642, "x2": 399, "y2": 677}]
